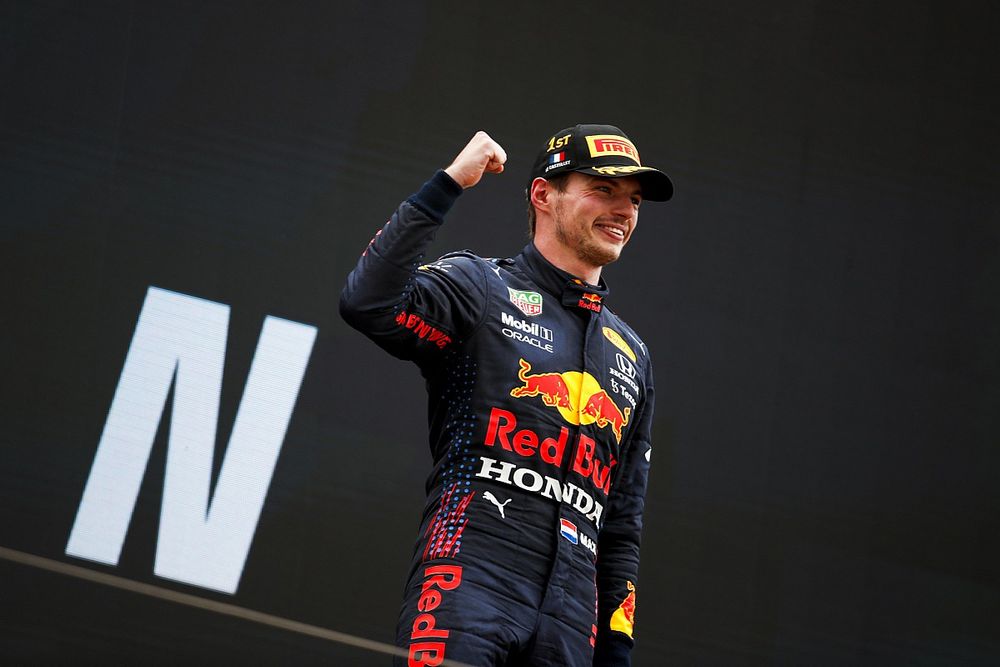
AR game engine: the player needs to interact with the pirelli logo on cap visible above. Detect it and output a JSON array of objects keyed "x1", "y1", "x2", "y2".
[{"x1": 586, "y1": 134, "x2": 641, "y2": 165}]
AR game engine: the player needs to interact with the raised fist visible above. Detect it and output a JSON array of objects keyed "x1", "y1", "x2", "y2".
[{"x1": 444, "y1": 131, "x2": 507, "y2": 189}]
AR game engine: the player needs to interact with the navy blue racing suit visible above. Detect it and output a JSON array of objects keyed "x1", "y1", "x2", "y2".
[{"x1": 340, "y1": 170, "x2": 654, "y2": 667}]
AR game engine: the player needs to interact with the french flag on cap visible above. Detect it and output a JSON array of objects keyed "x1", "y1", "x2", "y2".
[
  {"x1": 548, "y1": 151, "x2": 567, "y2": 165},
  {"x1": 560, "y1": 518, "x2": 578, "y2": 544}
]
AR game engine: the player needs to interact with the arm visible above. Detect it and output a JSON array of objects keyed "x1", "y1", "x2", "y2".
[
  {"x1": 593, "y1": 363, "x2": 655, "y2": 667},
  {"x1": 339, "y1": 132, "x2": 507, "y2": 361}
]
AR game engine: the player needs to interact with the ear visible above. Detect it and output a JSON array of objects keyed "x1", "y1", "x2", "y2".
[{"x1": 529, "y1": 177, "x2": 555, "y2": 213}]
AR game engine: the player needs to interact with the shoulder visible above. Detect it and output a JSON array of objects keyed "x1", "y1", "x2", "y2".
[
  {"x1": 418, "y1": 250, "x2": 486, "y2": 277},
  {"x1": 419, "y1": 251, "x2": 515, "y2": 284},
  {"x1": 415, "y1": 251, "x2": 505, "y2": 298}
]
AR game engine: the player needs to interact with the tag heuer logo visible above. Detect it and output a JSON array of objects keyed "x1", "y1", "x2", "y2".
[{"x1": 507, "y1": 288, "x2": 543, "y2": 316}]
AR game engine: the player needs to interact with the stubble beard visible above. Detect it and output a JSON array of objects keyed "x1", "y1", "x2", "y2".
[{"x1": 553, "y1": 202, "x2": 622, "y2": 269}]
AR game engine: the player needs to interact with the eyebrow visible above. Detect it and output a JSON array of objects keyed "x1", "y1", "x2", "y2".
[{"x1": 589, "y1": 176, "x2": 643, "y2": 198}]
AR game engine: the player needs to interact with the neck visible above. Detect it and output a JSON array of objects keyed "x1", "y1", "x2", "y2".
[{"x1": 532, "y1": 236, "x2": 602, "y2": 285}]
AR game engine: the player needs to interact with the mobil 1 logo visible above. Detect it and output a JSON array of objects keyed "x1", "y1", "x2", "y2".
[{"x1": 500, "y1": 311, "x2": 554, "y2": 354}]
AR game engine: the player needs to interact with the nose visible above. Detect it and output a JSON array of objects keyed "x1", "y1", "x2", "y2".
[{"x1": 610, "y1": 192, "x2": 636, "y2": 220}]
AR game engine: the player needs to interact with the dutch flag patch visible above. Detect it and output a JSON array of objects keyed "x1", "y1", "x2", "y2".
[{"x1": 560, "y1": 518, "x2": 578, "y2": 544}]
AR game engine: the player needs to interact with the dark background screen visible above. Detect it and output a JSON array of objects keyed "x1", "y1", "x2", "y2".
[{"x1": 2, "y1": 1, "x2": 997, "y2": 664}]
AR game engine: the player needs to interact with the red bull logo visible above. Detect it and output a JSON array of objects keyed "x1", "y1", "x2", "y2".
[
  {"x1": 510, "y1": 359, "x2": 572, "y2": 408},
  {"x1": 581, "y1": 390, "x2": 629, "y2": 443},
  {"x1": 509, "y1": 358, "x2": 629, "y2": 443},
  {"x1": 408, "y1": 563, "x2": 463, "y2": 666},
  {"x1": 609, "y1": 580, "x2": 637, "y2": 639},
  {"x1": 577, "y1": 292, "x2": 603, "y2": 313}
]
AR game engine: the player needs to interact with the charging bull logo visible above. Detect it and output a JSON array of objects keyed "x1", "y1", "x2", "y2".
[
  {"x1": 610, "y1": 580, "x2": 637, "y2": 639},
  {"x1": 510, "y1": 359, "x2": 630, "y2": 443},
  {"x1": 510, "y1": 359, "x2": 572, "y2": 408}
]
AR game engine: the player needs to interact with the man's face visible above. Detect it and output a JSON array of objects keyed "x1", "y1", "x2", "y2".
[{"x1": 550, "y1": 173, "x2": 642, "y2": 269}]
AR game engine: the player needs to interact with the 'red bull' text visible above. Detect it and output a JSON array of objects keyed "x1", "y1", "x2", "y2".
[
  {"x1": 408, "y1": 564, "x2": 463, "y2": 667},
  {"x1": 484, "y1": 407, "x2": 616, "y2": 494}
]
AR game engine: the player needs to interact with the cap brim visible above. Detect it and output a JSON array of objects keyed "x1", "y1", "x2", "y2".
[{"x1": 577, "y1": 166, "x2": 674, "y2": 202}]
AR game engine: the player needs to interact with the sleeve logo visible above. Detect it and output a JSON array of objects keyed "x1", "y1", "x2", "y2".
[{"x1": 610, "y1": 580, "x2": 637, "y2": 638}]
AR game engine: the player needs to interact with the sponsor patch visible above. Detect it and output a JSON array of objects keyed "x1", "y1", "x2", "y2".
[
  {"x1": 545, "y1": 160, "x2": 571, "y2": 173},
  {"x1": 483, "y1": 491, "x2": 511, "y2": 519},
  {"x1": 616, "y1": 353, "x2": 636, "y2": 379},
  {"x1": 508, "y1": 287, "x2": 543, "y2": 317},
  {"x1": 500, "y1": 311, "x2": 554, "y2": 353},
  {"x1": 610, "y1": 378, "x2": 637, "y2": 410},
  {"x1": 395, "y1": 311, "x2": 452, "y2": 349},
  {"x1": 476, "y1": 456, "x2": 605, "y2": 527},
  {"x1": 585, "y1": 134, "x2": 640, "y2": 164},
  {"x1": 509, "y1": 358, "x2": 630, "y2": 444},
  {"x1": 610, "y1": 581, "x2": 637, "y2": 638},
  {"x1": 603, "y1": 327, "x2": 636, "y2": 362},
  {"x1": 408, "y1": 563, "x2": 463, "y2": 667},
  {"x1": 578, "y1": 292, "x2": 602, "y2": 313}
]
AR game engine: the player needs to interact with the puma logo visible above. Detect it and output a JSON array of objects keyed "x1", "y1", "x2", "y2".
[{"x1": 483, "y1": 491, "x2": 512, "y2": 519}]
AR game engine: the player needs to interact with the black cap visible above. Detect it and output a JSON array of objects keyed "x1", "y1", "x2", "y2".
[{"x1": 528, "y1": 124, "x2": 673, "y2": 201}]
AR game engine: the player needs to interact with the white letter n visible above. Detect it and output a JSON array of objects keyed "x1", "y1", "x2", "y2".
[{"x1": 65, "y1": 286, "x2": 317, "y2": 594}]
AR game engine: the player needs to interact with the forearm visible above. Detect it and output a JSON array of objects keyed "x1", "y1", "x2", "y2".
[
  {"x1": 593, "y1": 375, "x2": 655, "y2": 666},
  {"x1": 339, "y1": 170, "x2": 462, "y2": 328}
]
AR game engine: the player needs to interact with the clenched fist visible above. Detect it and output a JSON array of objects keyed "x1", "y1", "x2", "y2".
[{"x1": 444, "y1": 131, "x2": 507, "y2": 189}]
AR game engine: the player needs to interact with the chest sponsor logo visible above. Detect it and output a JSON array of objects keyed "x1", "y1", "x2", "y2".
[
  {"x1": 477, "y1": 455, "x2": 604, "y2": 527},
  {"x1": 500, "y1": 311, "x2": 554, "y2": 353},
  {"x1": 510, "y1": 358, "x2": 630, "y2": 443},
  {"x1": 602, "y1": 327, "x2": 636, "y2": 362},
  {"x1": 609, "y1": 352, "x2": 640, "y2": 396},
  {"x1": 484, "y1": 406, "x2": 615, "y2": 498},
  {"x1": 508, "y1": 287, "x2": 543, "y2": 317},
  {"x1": 610, "y1": 378, "x2": 637, "y2": 410},
  {"x1": 616, "y1": 353, "x2": 636, "y2": 379}
]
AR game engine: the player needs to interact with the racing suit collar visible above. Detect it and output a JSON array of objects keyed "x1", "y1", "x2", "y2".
[{"x1": 519, "y1": 243, "x2": 611, "y2": 312}]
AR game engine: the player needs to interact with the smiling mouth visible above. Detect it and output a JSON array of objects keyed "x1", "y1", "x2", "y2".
[{"x1": 595, "y1": 223, "x2": 626, "y2": 241}]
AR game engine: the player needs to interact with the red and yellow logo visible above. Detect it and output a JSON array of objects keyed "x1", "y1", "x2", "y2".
[
  {"x1": 510, "y1": 359, "x2": 630, "y2": 443},
  {"x1": 585, "y1": 134, "x2": 641, "y2": 165},
  {"x1": 602, "y1": 327, "x2": 636, "y2": 362},
  {"x1": 610, "y1": 580, "x2": 636, "y2": 638}
]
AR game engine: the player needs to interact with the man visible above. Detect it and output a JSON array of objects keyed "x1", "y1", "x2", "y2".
[{"x1": 340, "y1": 124, "x2": 672, "y2": 666}]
